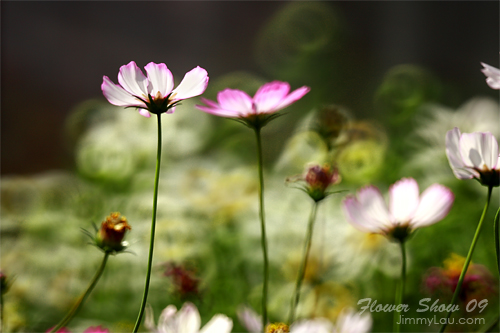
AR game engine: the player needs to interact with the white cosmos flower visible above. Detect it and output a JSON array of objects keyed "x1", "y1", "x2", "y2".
[
  {"x1": 481, "y1": 62, "x2": 500, "y2": 90},
  {"x1": 445, "y1": 127, "x2": 500, "y2": 187},
  {"x1": 145, "y1": 302, "x2": 233, "y2": 333},
  {"x1": 102, "y1": 61, "x2": 209, "y2": 117},
  {"x1": 291, "y1": 309, "x2": 372, "y2": 333},
  {"x1": 342, "y1": 178, "x2": 454, "y2": 240}
]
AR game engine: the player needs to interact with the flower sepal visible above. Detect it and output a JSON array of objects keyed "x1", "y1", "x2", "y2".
[
  {"x1": 233, "y1": 112, "x2": 285, "y2": 131},
  {"x1": 286, "y1": 164, "x2": 342, "y2": 202}
]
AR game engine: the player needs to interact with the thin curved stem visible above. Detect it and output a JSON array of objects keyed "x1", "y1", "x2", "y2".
[
  {"x1": 440, "y1": 185, "x2": 493, "y2": 333},
  {"x1": 393, "y1": 240, "x2": 406, "y2": 333},
  {"x1": 49, "y1": 253, "x2": 109, "y2": 333},
  {"x1": 494, "y1": 207, "x2": 500, "y2": 275},
  {"x1": 288, "y1": 200, "x2": 318, "y2": 324},
  {"x1": 133, "y1": 114, "x2": 162, "y2": 332},
  {"x1": 254, "y1": 127, "x2": 269, "y2": 330}
]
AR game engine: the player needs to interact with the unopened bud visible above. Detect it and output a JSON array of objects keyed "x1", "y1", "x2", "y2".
[{"x1": 95, "y1": 212, "x2": 131, "y2": 254}]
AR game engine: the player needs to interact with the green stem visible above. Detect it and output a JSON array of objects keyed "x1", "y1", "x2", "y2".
[
  {"x1": 494, "y1": 207, "x2": 500, "y2": 275},
  {"x1": 393, "y1": 240, "x2": 406, "y2": 333},
  {"x1": 254, "y1": 127, "x2": 269, "y2": 330},
  {"x1": 288, "y1": 200, "x2": 318, "y2": 324},
  {"x1": 439, "y1": 185, "x2": 493, "y2": 333},
  {"x1": 49, "y1": 253, "x2": 109, "y2": 333},
  {"x1": 133, "y1": 114, "x2": 162, "y2": 332}
]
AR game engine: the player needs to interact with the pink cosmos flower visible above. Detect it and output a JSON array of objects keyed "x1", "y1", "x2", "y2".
[
  {"x1": 102, "y1": 61, "x2": 209, "y2": 118},
  {"x1": 481, "y1": 62, "x2": 500, "y2": 90},
  {"x1": 145, "y1": 302, "x2": 232, "y2": 333},
  {"x1": 343, "y1": 178, "x2": 454, "y2": 241},
  {"x1": 445, "y1": 127, "x2": 500, "y2": 187},
  {"x1": 196, "y1": 81, "x2": 309, "y2": 122}
]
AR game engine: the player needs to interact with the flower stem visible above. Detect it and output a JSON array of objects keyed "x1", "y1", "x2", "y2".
[
  {"x1": 494, "y1": 207, "x2": 500, "y2": 275},
  {"x1": 254, "y1": 127, "x2": 269, "y2": 330},
  {"x1": 393, "y1": 240, "x2": 406, "y2": 333},
  {"x1": 288, "y1": 200, "x2": 318, "y2": 324},
  {"x1": 439, "y1": 185, "x2": 493, "y2": 333},
  {"x1": 49, "y1": 253, "x2": 109, "y2": 333},
  {"x1": 133, "y1": 114, "x2": 162, "y2": 332}
]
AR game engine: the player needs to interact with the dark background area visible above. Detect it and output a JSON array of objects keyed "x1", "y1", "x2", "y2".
[{"x1": 2, "y1": 1, "x2": 499, "y2": 176}]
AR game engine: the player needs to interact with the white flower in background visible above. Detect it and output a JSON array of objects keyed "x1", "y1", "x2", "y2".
[
  {"x1": 343, "y1": 178, "x2": 454, "y2": 241},
  {"x1": 145, "y1": 302, "x2": 232, "y2": 333},
  {"x1": 481, "y1": 62, "x2": 500, "y2": 89},
  {"x1": 445, "y1": 127, "x2": 499, "y2": 187}
]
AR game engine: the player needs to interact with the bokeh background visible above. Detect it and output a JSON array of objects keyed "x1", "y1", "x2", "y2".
[{"x1": 1, "y1": 1, "x2": 499, "y2": 333}]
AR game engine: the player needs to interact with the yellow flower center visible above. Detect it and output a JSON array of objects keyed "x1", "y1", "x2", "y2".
[{"x1": 266, "y1": 323, "x2": 290, "y2": 333}]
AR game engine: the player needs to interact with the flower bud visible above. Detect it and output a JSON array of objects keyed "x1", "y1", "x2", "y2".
[
  {"x1": 304, "y1": 164, "x2": 341, "y2": 202},
  {"x1": 95, "y1": 212, "x2": 131, "y2": 254}
]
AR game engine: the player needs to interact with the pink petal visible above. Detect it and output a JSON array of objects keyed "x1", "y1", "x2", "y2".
[
  {"x1": 459, "y1": 132, "x2": 499, "y2": 170},
  {"x1": 389, "y1": 178, "x2": 419, "y2": 223},
  {"x1": 343, "y1": 192, "x2": 386, "y2": 233},
  {"x1": 158, "y1": 305, "x2": 179, "y2": 333},
  {"x1": 138, "y1": 109, "x2": 151, "y2": 118},
  {"x1": 356, "y1": 186, "x2": 393, "y2": 228},
  {"x1": 145, "y1": 62, "x2": 174, "y2": 98},
  {"x1": 236, "y1": 306, "x2": 262, "y2": 333},
  {"x1": 411, "y1": 184, "x2": 454, "y2": 228},
  {"x1": 216, "y1": 89, "x2": 253, "y2": 116},
  {"x1": 172, "y1": 66, "x2": 209, "y2": 100},
  {"x1": 274, "y1": 86, "x2": 310, "y2": 110},
  {"x1": 445, "y1": 127, "x2": 476, "y2": 179},
  {"x1": 117, "y1": 61, "x2": 149, "y2": 97},
  {"x1": 102, "y1": 76, "x2": 145, "y2": 107},
  {"x1": 253, "y1": 81, "x2": 290, "y2": 113}
]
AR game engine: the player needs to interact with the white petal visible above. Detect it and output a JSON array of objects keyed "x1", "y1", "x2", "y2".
[
  {"x1": 145, "y1": 62, "x2": 174, "y2": 98},
  {"x1": 481, "y1": 62, "x2": 500, "y2": 89},
  {"x1": 290, "y1": 318, "x2": 333, "y2": 333},
  {"x1": 236, "y1": 306, "x2": 262, "y2": 333},
  {"x1": 445, "y1": 128, "x2": 476, "y2": 179},
  {"x1": 389, "y1": 178, "x2": 419, "y2": 223},
  {"x1": 145, "y1": 304, "x2": 158, "y2": 333},
  {"x1": 411, "y1": 184, "x2": 454, "y2": 228},
  {"x1": 117, "y1": 61, "x2": 149, "y2": 96},
  {"x1": 101, "y1": 76, "x2": 145, "y2": 108},
  {"x1": 199, "y1": 315, "x2": 233, "y2": 333},
  {"x1": 177, "y1": 302, "x2": 201, "y2": 333},
  {"x1": 335, "y1": 309, "x2": 372, "y2": 333},
  {"x1": 459, "y1": 132, "x2": 499, "y2": 170},
  {"x1": 172, "y1": 66, "x2": 209, "y2": 100},
  {"x1": 158, "y1": 305, "x2": 178, "y2": 333}
]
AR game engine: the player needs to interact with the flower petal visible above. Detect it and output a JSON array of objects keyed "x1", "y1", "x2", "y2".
[
  {"x1": 145, "y1": 304, "x2": 158, "y2": 333},
  {"x1": 356, "y1": 186, "x2": 393, "y2": 228},
  {"x1": 343, "y1": 186, "x2": 392, "y2": 233},
  {"x1": 253, "y1": 81, "x2": 290, "y2": 114},
  {"x1": 481, "y1": 62, "x2": 500, "y2": 90},
  {"x1": 172, "y1": 66, "x2": 209, "y2": 100},
  {"x1": 236, "y1": 306, "x2": 262, "y2": 333},
  {"x1": 101, "y1": 76, "x2": 145, "y2": 107},
  {"x1": 138, "y1": 109, "x2": 152, "y2": 118},
  {"x1": 177, "y1": 302, "x2": 201, "y2": 333},
  {"x1": 459, "y1": 131, "x2": 499, "y2": 170},
  {"x1": 145, "y1": 62, "x2": 174, "y2": 98},
  {"x1": 290, "y1": 318, "x2": 333, "y2": 333},
  {"x1": 158, "y1": 305, "x2": 179, "y2": 333},
  {"x1": 117, "y1": 61, "x2": 149, "y2": 96},
  {"x1": 216, "y1": 89, "x2": 253, "y2": 116},
  {"x1": 199, "y1": 315, "x2": 233, "y2": 333},
  {"x1": 411, "y1": 184, "x2": 454, "y2": 228},
  {"x1": 274, "y1": 86, "x2": 310, "y2": 110},
  {"x1": 336, "y1": 309, "x2": 372, "y2": 333},
  {"x1": 445, "y1": 127, "x2": 476, "y2": 179},
  {"x1": 389, "y1": 178, "x2": 419, "y2": 223}
]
